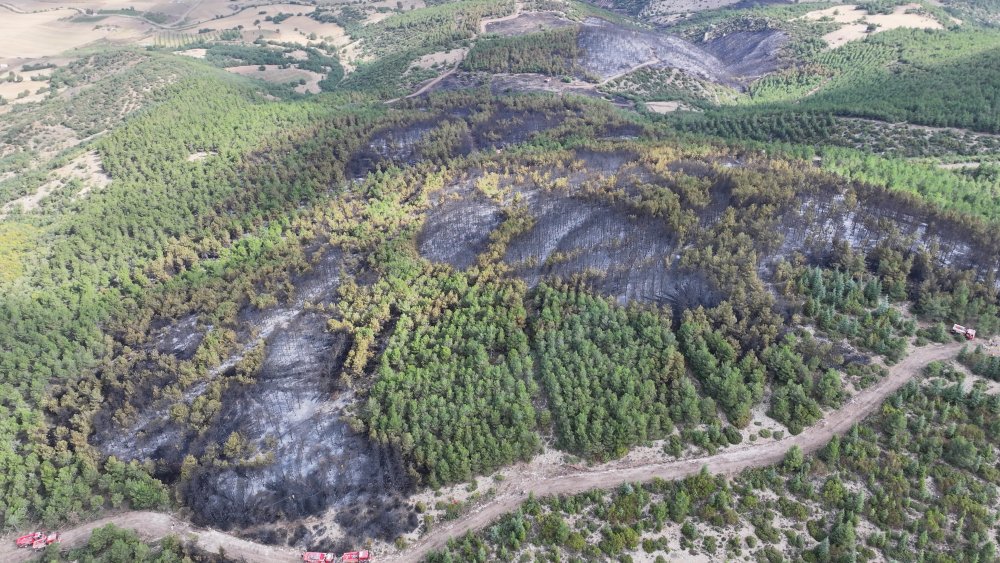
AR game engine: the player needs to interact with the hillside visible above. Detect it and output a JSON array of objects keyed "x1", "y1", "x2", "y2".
[{"x1": 1, "y1": 0, "x2": 999, "y2": 561}]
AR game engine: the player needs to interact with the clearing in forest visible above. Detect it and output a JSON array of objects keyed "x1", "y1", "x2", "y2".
[{"x1": 225, "y1": 64, "x2": 325, "y2": 93}]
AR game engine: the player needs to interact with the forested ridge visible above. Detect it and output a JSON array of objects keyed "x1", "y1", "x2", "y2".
[{"x1": 462, "y1": 28, "x2": 582, "y2": 76}]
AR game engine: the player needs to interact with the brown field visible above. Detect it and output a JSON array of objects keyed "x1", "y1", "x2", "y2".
[
  {"x1": 0, "y1": 67, "x2": 53, "y2": 104},
  {"x1": 225, "y1": 64, "x2": 325, "y2": 93},
  {"x1": 802, "y1": 3, "x2": 945, "y2": 48},
  {"x1": 188, "y1": 3, "x2": 349, "y2": 46},
  {"x1": 0, "y1": 6, "x2": 151, "y2": 58},
  {"x1": 412, "y1": 48, "x2": 467, "y2": 70},
  {"x1": 180, "y1": 0, "x2": 250, "y2": 25}
]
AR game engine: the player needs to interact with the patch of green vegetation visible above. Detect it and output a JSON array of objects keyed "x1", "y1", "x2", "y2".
[
  {"x1": 0, "y1": 223, "x2": 35, "y2": 284},
  {"x1": 355, "y1": 0, "x2": 515, "y2": 58},
  {"x1": 366, "y1": 269, "x2": 540, "y2": 487},
  {"x1": 463, "y1": 27, "x2": 581, "y2": 76},
  {"x1": 199, "y1": 43, "x2": 343, "y2": 90},
  {"x1": 801, "y1": 28, "x2": 1000, "y2": 132},
  {"x1": 71, "y1": 14, "x2": 108, "y2": 23},
  {"x1": 338, "y1": 50, "x2": 424, "y2": 98},
  {"x1": 959, "y1": 345, "x2": 1000, "y2": 380},
  {"x1": 42, "y1": 523, "x2": 206, "y2": 562},
  {"x1": 533, "y1": 282, "x2": 687, "y2": 459},
  {"x1": 818, "y1": 145, "x2": 1000, "y2": 224},
  {"x1": 792, "y1": 266, "x2": 913, "y2": 361}
]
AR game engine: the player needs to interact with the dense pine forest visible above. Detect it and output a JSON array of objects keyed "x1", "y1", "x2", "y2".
[{"x1": 1, "y1": 0, "x2": 999, "y2": 559}]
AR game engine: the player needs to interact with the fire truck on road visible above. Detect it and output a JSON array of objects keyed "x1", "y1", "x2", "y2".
[
  {"x1": 303, "y1": 550, "x2": 371, "y2": 562},
  {"x1": 15, "y1": 531, "x2": 60, "y2": 550}
]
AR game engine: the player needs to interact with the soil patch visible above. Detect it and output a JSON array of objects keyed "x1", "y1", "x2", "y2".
[
  {"x1": 413, "y1": 48, "x2": 467, "y2": 70},
  {"x1": 186, "y1": 150, "x2": 217, "y2": 162},
  {"x1": 483, "y1": 11, "x2": 575, "y2": 36},
  {"x1": 177, "y1": 47, "x2": 207, "y2": 58}
]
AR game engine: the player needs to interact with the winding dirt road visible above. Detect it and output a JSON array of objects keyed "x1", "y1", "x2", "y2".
[
  {"x1": 0, "y1": 342, "x2": 959, "y2": 562},
  {"x1": 391, "y1": 340, "x2": 962, "y2": 562}
]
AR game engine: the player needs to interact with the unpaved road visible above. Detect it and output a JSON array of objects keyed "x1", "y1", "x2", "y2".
[
  {"x1": 597, "y1": 58, "x2": 660, "y2": 86},
  {"x1": 0, "y1": 342, "x2": 959, "y2": 562},
  {"x1": 0, "y1": 511, "x2": 300, "y2": 563},
  {"x1": 391, "y1": 341, "x2": 962, "y2": 562},
  {"x1": 386, "y1": 1, "x2": 526, "y2": 104}
]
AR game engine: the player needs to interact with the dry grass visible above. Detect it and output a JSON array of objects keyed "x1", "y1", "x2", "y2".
[
  {"x1": 224, "y1": 64, "x2": 325, "y2": 93},
  {"x1": 0, "y1": 7, "x2": 151, "y2": 58},
  {"x1": 644, "y1": 101, "x2": 695, "y2": 113},
  {"x1": 176, "y1": 47, "x2": 207, "y2": 58},
  {"x1": 412, "y1": 48, "x2": 467, "y2": 70}
]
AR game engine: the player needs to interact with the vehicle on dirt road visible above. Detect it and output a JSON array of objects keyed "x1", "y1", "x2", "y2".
[
  {"x1": 15, "y1": 531, "x2": 59, "y2": 550},
  {"x1": 303, "y1": 550, "x2": 371, "y2": 562},
  {"x1": 953, "y1": 324, "x2": 977, "y2": 340}
]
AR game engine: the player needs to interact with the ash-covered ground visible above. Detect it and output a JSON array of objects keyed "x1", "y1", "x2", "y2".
[
  {"x1": 93, "y1": 249, "x2": 416, "y2": 547},
  {"x1": 417, "y1": 149, "x2": 999, "y2": 306},
  {"x1": 578, "y1": 18, "x2": 786, "y2": 85},
  {"x1": 429, "y1": 15, "x2": 787, "y2": 99}
]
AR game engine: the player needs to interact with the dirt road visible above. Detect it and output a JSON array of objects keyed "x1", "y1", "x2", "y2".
[
  {"x1": 0, "y1": 511, "x2": 300, "y2": 563},
  {"x1": 0, "y1": 342, "x2": 959, "y2": 562},
  {"x1": 597, "y1": 58, "x2": 660, "y2": 86},
  {"x1": 386, "y1": 1, "x2": 526, "y2": 104},
  {"x1": 391, "y1": 341, "x2": 962, "y2": 562}
]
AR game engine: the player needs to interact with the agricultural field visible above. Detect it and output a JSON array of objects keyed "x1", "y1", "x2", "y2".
[
  {"x1": 0, "y1": 7, "x2": 151, "y2": 58},
  {"x1": 1, "y1": 0, "x2": 999, "y2": 561},
  {"x1": 801, "y1": 3, "x2": 947, "y2": 48}
]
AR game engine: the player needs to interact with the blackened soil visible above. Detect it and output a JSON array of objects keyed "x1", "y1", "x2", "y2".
[{"x1": 93, "y1": 249, "x2": 415, "y2": 545}]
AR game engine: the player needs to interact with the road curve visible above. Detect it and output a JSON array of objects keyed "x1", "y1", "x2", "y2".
[{"x1": 0, "y1": 342, "x2": 959, "y2": 563}]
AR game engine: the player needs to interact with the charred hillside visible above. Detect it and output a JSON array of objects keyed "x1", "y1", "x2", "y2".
[{"x1": 58, "y1": 94, "x2": 998, "y2": 551}]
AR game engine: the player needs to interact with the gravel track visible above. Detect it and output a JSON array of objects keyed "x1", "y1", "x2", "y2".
[{"x1": 0, "y1": 342, "x2": 960, "y2": 562}]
